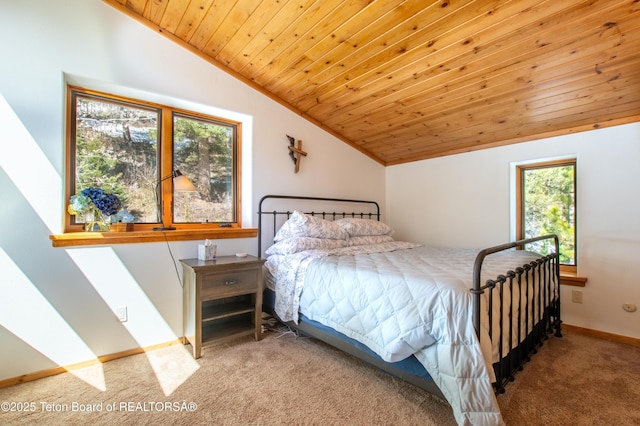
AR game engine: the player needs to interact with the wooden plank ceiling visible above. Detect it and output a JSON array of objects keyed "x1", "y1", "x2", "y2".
[{"x1": 104, "y1": 0, "x2": 640, "y2": 166}]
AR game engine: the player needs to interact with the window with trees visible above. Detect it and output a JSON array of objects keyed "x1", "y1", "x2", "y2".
[
  {"x1": 65, "y1": 86, "x2": 240, "y2": 233},
  {"x1": 516, "y1": 159, "x2": 576, "y2": 272}
]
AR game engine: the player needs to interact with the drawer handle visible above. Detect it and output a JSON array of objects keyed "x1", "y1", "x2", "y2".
[{"x1": 224, "y1": 279, "x2": 239, "y2": 286}]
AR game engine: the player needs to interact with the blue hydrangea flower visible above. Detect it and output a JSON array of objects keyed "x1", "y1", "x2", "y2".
[
  {"x1": 116, "y1": 209, "x2": 135, "y2": 223},
  {"x1": 67, "y1": 194, "x2": 92, "y2": 215},
  {"x1": 69, "y1": 187, "x2": 122, "y2": 217}
]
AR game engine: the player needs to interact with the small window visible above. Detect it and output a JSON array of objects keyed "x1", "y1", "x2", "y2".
[
  {"x1": 66, "y1": 87, "x2": 240, "y2": 232},
  {"x1": 516, "y1": 159, "x2": 576, "y2": 272}
]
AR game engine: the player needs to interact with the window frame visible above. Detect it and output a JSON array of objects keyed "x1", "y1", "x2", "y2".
[
  {"x1": 58, "y1": 86, "x2": 249, "y2": 244},
  {"x1": 515, "y1": 158, "x2": 577, "y2": 275}
]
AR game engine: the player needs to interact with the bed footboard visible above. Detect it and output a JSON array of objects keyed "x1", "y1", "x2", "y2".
[{"x1": 472, "y1": 235, "x2": 562, "y2": 394}]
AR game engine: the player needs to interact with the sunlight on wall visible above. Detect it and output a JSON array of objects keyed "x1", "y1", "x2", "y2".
[
  {"x1": 66, "y1": 247, "x2": 199, "y2": 395},
  {"x1": 0, "y1": 248, "x2": 105, "y2": 389},
  {"x1": 0, "y1": 93, "x2": 62, "y2": 233}
]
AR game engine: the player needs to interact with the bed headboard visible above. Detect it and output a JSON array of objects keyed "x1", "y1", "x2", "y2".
[{"x1": 257, "y1": 195, "x2": 381, "y2": 258}]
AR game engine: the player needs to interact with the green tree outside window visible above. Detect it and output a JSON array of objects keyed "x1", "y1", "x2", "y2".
[{"x1": 520, "y1": 161, "x2": 576, "y2": 266}]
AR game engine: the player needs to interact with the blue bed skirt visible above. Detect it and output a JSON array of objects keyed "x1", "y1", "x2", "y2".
[{"x1": 263, "y1": 288, "x2": 442, "y2": 397}]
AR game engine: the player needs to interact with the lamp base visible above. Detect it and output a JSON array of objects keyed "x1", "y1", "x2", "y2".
[{"x1": 153, "y1": 226, "x2": 176, "y2": 231}]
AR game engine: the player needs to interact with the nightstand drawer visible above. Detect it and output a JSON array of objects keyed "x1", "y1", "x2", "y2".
[{"x1": 201, "y1": 269, "x2": 258, "y2": 298}]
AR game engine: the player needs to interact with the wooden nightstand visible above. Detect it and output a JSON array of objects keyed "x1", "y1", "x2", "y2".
[{"x1": 180, "y1": 255, "x2": 265, "y2": 359}]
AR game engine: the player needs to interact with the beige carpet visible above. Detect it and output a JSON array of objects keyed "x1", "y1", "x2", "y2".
[{"x1": 1, "y1": 326, "x2": 639, "y2": 425}]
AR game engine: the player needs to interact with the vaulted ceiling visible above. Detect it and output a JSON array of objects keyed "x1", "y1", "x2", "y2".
[{"x1": 104, "y1": 0, "x2": 640, "y2": 165}]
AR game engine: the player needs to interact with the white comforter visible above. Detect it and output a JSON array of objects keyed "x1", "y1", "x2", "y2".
[{"x1": 265, "y1": 242, "x2": 543, "y2": 426}]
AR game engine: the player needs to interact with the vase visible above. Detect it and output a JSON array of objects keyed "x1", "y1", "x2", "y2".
[{"x1": 85, "y1": 209, "x2": 110, "y2": 232}]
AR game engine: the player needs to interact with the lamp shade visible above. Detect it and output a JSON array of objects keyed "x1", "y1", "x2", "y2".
[
  {"x1": 173, "y1": 170, "x2": 197, "y2": 192},
  {"x1": 153, "y1": 169, "x2": 197, "y2": 231}
]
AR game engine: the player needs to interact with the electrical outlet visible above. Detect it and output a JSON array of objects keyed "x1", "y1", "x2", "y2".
[
  {"x1": 571, "y1": 290, "x2": 583, "y2": 304},
  {"x1": 116, "y1": 306, "x2": 128, "y2": 322}
]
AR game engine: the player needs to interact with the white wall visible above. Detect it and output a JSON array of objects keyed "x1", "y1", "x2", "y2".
[
  {"x1": 0, "y1": 0, "x2": 384, "y2": 381},
  {"x1": 386, "y1": 123, "x2": 640, "y2": 339},
  {"x1": 2, "y1": 0, "x2": 637, "y2": 384}
]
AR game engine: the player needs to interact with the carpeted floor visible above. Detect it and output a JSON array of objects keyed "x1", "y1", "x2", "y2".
[
  {"x1": 0, "y1": 326, "x2": 639, "y2": 425},
  {"x1": 498, "y1": 329, "x2": 640, "y2": 426}
]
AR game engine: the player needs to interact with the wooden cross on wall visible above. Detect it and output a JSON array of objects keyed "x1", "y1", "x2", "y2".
[{"x1": 287, "y1": 134, "x2": 308, "y2": 173}]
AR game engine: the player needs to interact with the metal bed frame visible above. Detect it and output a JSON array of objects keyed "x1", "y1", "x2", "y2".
[
  {"x1": 258, "y1": 194, "x2": 562, "y2": 396},
  {"x1": 473, "y1": 235, "x2": 562, "y2": 393}
]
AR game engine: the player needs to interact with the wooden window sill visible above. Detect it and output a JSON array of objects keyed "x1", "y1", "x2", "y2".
[
  {"x1": 50, "y1": 228, "x2": 257, "y2": 248},
  {"x1": 560, "y1": 273, "x2": 588, "y2": 287}
]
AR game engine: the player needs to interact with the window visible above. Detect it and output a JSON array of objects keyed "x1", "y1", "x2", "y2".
[
  {"x1": 65, "y1": 86, "x2": 240, "y2": 233},
  {"x1": 516, "y1": 159, "x2": 576, "y2": 273}
]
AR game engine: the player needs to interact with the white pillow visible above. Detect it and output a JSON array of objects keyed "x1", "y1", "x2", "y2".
[
  {"x1": 334, "y1": 218, "x2": 394, "y2": 236},
  {"x1": 273, "y1": 211, "x2": 348, "y2": 242},
  {"x1": 266, "y1": 237, "x2": 348, "y2": 255},
  {"x1": 348, "y1": 235, "x2": 395, "y2": 246}
]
